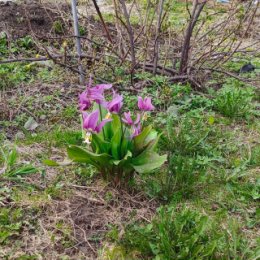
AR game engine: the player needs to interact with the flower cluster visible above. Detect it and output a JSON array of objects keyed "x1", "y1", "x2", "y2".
[{"x1": 79, "y1": 82, "x2": 154, "y2": 143}]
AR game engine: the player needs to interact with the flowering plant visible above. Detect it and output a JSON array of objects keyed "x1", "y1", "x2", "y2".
[{"x1": 67, "y1": 81, "x2": 167, "y2": 185}]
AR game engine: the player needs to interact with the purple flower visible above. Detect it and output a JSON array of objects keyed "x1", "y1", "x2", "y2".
[
  {"x1": 106, "y1": 92, "x2": 123, "y2": 114},
  {"x1": 122, "y1": 111, "x2": 140, "y2": 126},
  {"x1": 79, "y1": 90, "x2": 92, "y2": 111},
  {"x1": 131, "y1": 123, "x2": 142, "y2": 138},
  {"x1": 79, "y1": 86, "x2": 108, "y2": 111},
  {"x1": 137, "y1": 96, "x2": 155, "y2": 111},
  {"x1": 82, "y1": 110, "x2": 112, "y2": 133}
]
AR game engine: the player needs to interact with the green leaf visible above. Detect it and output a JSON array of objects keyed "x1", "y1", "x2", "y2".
[
  {"x1": 67, "y1": 145, "x2": 111, "y2": 170},
  {"x1": 111, "y1": 129, "x2": 122, "y2": 160},
  {"x1": 8, "y1": 165, "x2": 38, "y2": 177},
  {"x1": 7, "y1": 148, "x2": 18, "y2": 167},
  {"x1": 134, "y1": 125, "x2": 152, "y2": 151},
  {"x1": 43, "y1": 159, "x2": 60, "y2": 166},
  {"x1": 42, "y1": 159, "x2": 72, "y2": 166},
  {"x1": 134, "y1": 126, "x2": 159, "y2": 153},
  {"x1": 131, "y1": 150, "x2": 167, "y2": 174},
  {"x1": 112, "y1": 150, "x2": 132, "y2": 166},
  {"x1": 120, "y1": 136, "x2": 130, "y2": 158},
  {"x1": 91, "y1": 134, "x2": 111, "y2": 154}
]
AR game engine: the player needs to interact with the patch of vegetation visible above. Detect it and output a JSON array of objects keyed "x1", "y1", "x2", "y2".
[
  {"x1": 214, "y1": 79, "x2": 255, "y2": 119},
  {"x1": 0, "y1": 207, "x2": 24, "y2": 245},
  {"x1": 0, "y1": 63, "x2": 35, "y2": 89},
  {"x1": 0, "y1": 144, "x2": 39, "y2": 180},
  {"x1": 107, "y1": 206, "x2": 258, "y2": 260}
]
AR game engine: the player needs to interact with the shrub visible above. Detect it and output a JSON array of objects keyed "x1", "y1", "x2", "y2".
[
  {"x1": 214, "y1": 80, "x2": 255, "y2": 118},
  {"x1": 67, "y1": 81, "x2": 167, "y2": 186}
]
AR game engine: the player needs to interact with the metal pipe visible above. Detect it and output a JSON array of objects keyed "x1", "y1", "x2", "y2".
[{"x1": 71, "y1": 0, "x2": 85, "y2": 85}]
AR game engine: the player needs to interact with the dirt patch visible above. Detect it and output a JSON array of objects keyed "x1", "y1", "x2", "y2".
[
  {"x1": 66, "y1": 184, "x2": 157, "y2": 259},
  {"x1": 0, "y1": 1, "x2": 70, "y2": 38},
  {"x1": 0, "y1": 181, "x2": 158, "y2": 260}
]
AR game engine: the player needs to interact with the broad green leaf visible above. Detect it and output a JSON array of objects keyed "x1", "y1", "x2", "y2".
[
  {"x1": 134, "y1": 126, "x2": 159, "y2": 153},
  {"x1": 111, "y1": 114, "x2": 121, "y2": 132},
  {"x1": 120, "y1": 137, "x2": 130, "y2": 158},
  {"x1": 131, "y1": 150, "x2": 167, "y2": 174},
  {"x1": 111, "y1": 129, "x2": 122, "y2": 160},
  {"x1": 43, "y1": 159, "x2": 72, "y2": 166},
  {"x1": 43, "y1": 159, "x2": 60, "y2": 166},
  {"x1": 67, "y1": 145, "x2": 111, "y2": 169},
  {"x1": 145, "y1": 133, "x2": 161, "y2": 151},
  {"x1": 91, "y1": 134, "x2": 111, "y2": 154},
  {"x1": 134, "y1": 125, "x2": 152, "y2": 151},
  {"x1": 112, "y1": 150, "x2": 132, "y2": 166}
]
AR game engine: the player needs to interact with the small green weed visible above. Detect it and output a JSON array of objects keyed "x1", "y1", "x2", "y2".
[
  {"x1": 0, "y1": 208, "x2": 23, "y2": 244},
  {"x1": 52, "y1": 20, "x2": 64, "y2": 34},
  {"x1": 214, "y1": 80, "x2": 255, "y2": 118},
  {"x1": 0, "y1": 144, "x2": 38, "y2": 179}
]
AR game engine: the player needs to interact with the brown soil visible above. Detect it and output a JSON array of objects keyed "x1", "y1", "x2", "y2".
[
  {"x1": 0, "y1": 178, "x2": 157, "y2": 260},
  {"x1": 0, "y1": 1, "x2": 70, "y2": 39}
]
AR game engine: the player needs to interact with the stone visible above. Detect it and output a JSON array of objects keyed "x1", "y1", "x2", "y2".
[{"x1": 15, "y1": 131, "x2": 25, "y2": 140}]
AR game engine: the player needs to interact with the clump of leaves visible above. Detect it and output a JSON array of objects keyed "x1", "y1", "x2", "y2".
[
  {"x1": 65, "y1": 82, "x2": 166, "y2": 186},
  {"x1": 0, "y1": 144, "x2": 38, "y2": 180},
  {"x1": 214, "y1": 80, "x2": 255, "y2": 118},
  {"x1": 52, "y1": 20, "x2": 64, "y2": 34}
]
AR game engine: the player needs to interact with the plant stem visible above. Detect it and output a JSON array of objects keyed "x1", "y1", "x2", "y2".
[
  {"x1": 98, "y1": 104, "x2": 106, "y2": 140},
  {"x1": 119, "y1": 113, "x2": 125, "y2": 140}
]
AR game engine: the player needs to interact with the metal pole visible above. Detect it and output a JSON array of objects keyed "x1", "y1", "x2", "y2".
[{"x1": 71, "y1": 0, "x2": 85, "y2": 85}]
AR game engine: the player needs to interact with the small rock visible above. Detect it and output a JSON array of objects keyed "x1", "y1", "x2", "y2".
[
  {"x1": 40, "y1": 114, "x2": 47, "y2": 120},
  {"x1": 211, "y1": 203, "x2": 219, "y2": 211},
  {"x1": 15, "y1": 131, "x2": 25, "y2": 140},
  {"x1": 24, "y1": 117, "x2": 39, "y2": 131}
]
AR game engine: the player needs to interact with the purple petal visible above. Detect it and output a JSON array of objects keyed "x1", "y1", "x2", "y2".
[
  {"x1": 79, "y1": 103, "x2": 90, "y2": 111},
  {"x1": 131, "y1": 123, "x2": 142, "y2": 139},
  {"x1": 137, "y1": 96, "x2": 154, "y2": 111},
  {"x1": 107, "y1": 94, "x2": 123, "y2": 114},
  {"x1": 134, "y1": 113, "x2": 141, "y2": 125},
  {"x1": 145, "y1": 97, "x2": 155, "y2": 111},
  {"x1": 83, "y1": 110, "x2": 99, "y2": 131},
  {"x1": 95, "y1": 119, "x2": 112, "y2": 133},
  {"x1": 137, "y1": 96, "x2": 144, "y2": 110},
  {"x1": 123, "y1": 111, "x2": 133, "y2": 125},
  {"x1": 79, "y1": 91, "x2": 87, "y2": 102}
]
